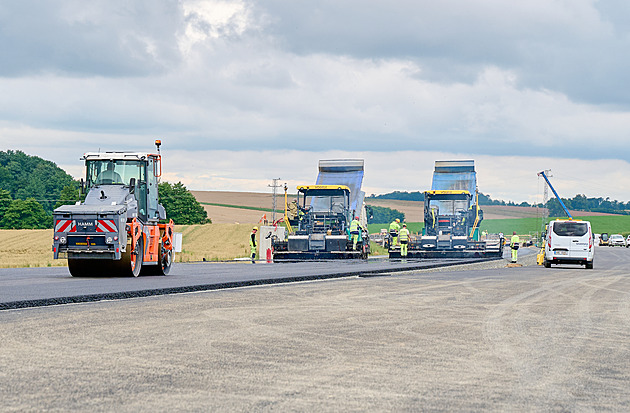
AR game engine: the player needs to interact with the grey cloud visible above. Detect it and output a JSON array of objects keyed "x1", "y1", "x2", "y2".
[
  {"x1": 255, "y1": 0, "x2": 630, "y2": 105},
  {"x1": 0, "y1": 0, "x2": 183, "y2": 77}
]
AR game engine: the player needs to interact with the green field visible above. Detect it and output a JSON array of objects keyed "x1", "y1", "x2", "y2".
[{"x1": 369, "y1": 215, "x2": 630, "y2": 237}]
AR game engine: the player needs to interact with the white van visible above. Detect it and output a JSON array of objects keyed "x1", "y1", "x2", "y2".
[{"x1": 544, "y1": 219, "x2": 594, "y2": 269}]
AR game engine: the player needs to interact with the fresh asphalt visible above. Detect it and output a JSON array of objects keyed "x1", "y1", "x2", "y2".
[{"x1": 0, "y1": 254, "x2": 507, "y2": 310}]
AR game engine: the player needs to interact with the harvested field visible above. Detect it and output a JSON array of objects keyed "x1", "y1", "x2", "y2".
[
  {"x1": 192, "y1": 190, "x2": 295, "y2": 224},
  {"x1": 0, "y1": 229, "x2": 63, "y2": 268},
  {"x1": 200, "y1": 205, "x2": 269, "y2": 224},
  {"x1": 0, "y1": 224, "x2": 259, "y2": 269},
  {"x1": 175, "y1": 224, "x2": 257, "y2": 262}
]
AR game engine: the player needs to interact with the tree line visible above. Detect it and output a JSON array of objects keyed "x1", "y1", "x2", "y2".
[
  {"x1": 368, "y1": 191, "x2": 629, "y2": 215},
  {"x1": 366, "y1": 205, "x2": 405, "y2": 224},
  {"x1": 0, "y1": 150, "x2": 209, "y2": 229}
]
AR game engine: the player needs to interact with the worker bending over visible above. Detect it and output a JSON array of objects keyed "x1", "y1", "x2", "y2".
[
  {"x1": 399, "y1": 223, "x2": 410, "y2": 257},
  {"x1": 510, "y1": 231, "x2": 520, "y2": 263},
  {"x1": 389, "y1": 218, "x2": 401, "y2": 246},
  {"x1": 250, "y1": 226, "x2": 258, "y2": 263},
  {"x1": 350, "y1": 216, "x2": 361, "y2": 250}
]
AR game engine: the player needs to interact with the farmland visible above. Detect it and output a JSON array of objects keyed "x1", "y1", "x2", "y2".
[
  {"x1": 1, "y1": 190, "x2": 627, "y2": 269},
  {"x1": 190, "y1": 190, "x2": 617, "y2": 224}
]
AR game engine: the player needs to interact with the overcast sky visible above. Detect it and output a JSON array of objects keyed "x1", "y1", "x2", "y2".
[{"x1": 1, "y1": 0, "x2": 630, "y2": 203}]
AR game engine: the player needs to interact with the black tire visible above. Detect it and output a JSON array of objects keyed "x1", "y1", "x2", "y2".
[
  {"x1": 543, "y1": 258, "x2": 551, "y2": 268},
  {"x1": 154, "y1": 243, "x2": 173, "y2": 275},
  {"x1": 586, "y1": 261, "x2": 593, "y2": 269},
  {"x1": 119, "y1": 237, "x2": 143, "y2": 277}
]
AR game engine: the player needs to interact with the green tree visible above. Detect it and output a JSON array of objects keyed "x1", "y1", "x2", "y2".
[
  {"x1": 367, "y1": 205, "x2": 405, "y2": 224},
  {"x1": 0, "y1": 150, "x2": 76, "y2": 213},
  {"x1": 55, "y1": 184, "x2": 81, "y2": 209},
  {"x1": 0, "y1": 188, "x2": 11, "y2": 222},
  {"x1": 0, "y1": 198, "x2": 51, "y2": 229},
  {"x1": 158, "y1": 182, "x2": 210, "y2": 225}
]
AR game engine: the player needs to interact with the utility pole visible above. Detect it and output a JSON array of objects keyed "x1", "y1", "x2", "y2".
[{"x1": 268, "y1": 178, "x2": 282, "y2": 224}]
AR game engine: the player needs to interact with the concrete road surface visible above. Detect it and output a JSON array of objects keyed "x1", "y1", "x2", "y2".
[{"x1": 1, "y1": 246, "x2": 629, "y2": 411}]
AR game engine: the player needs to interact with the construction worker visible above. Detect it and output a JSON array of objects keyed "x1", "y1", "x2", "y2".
[
  {"x1": 510, "y1": 231, "x2": 520, "y2": 263},
  {"x1": 389, "y1": 218, "x2": 401, "y2": 246},
  {"x1": 350, "y1": 216, "x2": 361, "y2": 250},
  {"x1": 399, "y1": 223, "x2": 410, "y2": 257},
  {"x1": 250, "y1": 226, "x2": 258, "y2": 263}
]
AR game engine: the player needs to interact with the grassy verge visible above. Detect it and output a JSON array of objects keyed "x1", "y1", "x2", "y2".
[
  {"x1": 368, "y1": 222, "x2": 424, "y2": 234},
  {"x1": 369, "y1": 242, "x2": 388, "y2": 256}
]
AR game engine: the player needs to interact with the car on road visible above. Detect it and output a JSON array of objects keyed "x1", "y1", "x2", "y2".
[
  {"x1": 599, "y1": 233, "x2": 609, "y2": 246},
  {"x1": 626, "y1": 235, "x2": 630, "y2": 248},
  {"x1": 543, "y1": 219, "x2": 594, "y2": 269},
  {"x1": 609, "y1": 234, "x2": 626, "y2": 247}
]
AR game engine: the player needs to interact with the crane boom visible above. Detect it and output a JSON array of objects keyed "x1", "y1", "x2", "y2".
[{"x1": 537, "y1": 170, "x2": 572, "y2": 219}]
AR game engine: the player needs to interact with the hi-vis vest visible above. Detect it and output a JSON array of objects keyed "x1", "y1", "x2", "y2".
[{"x1": 399, "y1": 227, "x2": 409, "y2": 241}]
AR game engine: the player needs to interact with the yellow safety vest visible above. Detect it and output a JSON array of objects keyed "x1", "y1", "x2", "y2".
[{"x1": 399, "y1": 228, "x2": 409, "y2": 241}]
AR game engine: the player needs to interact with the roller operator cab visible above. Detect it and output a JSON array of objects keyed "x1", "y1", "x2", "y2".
[
  {"x1": 544, "y1": 219, "x2": 594, "y2": 269},
  {"x1": 52, "y1": 141, "x2": 175, "y2": 277}
]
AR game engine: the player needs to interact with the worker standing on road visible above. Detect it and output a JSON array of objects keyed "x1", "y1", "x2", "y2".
[
  {"x1": 350, "y1": 216, "x2": 361, "y2": 250},
  {"x1": 510, "y1": 231, "x2": 520, "y2": 263},
  {"x1": 389, "y1": 218, "x2": 401, "y2": 247},
  {"x1": 250, "y1": 226, "x2": 258, "y2": 263},
  {"x1": 399, "y1": 223, "x2": 410, "y2": 257}
]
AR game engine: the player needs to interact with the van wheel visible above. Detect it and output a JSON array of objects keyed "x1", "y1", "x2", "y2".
[
  {"x1": 543, "y1": 258, "x2": 551, "y2": 268},
  {"x1": 586, "y1": 261, "x2": 593, "y2": 269}
]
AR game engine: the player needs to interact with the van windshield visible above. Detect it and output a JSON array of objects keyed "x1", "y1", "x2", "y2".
[{"x1": 553, "y1": 222, "x2": 588, "y2": 237}]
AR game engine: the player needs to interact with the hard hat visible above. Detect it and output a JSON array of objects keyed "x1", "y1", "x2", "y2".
[
  {"x1": 403, "y1": 223, "x2": 407, "y2": 227},
  {"x1": 396, "y1": 219, "x2": 400, "y2": 223},
  {"x1": 355, "y1": 216, "x2": 359, "y2": 220},
  {"x1": 253, "y1": 226, "x2": 258, "y2": 231}
]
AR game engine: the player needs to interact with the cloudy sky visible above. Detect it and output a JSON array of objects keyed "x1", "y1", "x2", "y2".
[{"x1": 1, "y1": 0, "x2": 630, "y2": 203}]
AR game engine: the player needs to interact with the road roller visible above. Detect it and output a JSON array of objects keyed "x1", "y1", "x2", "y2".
[{"x1": 52, "y1": 140, "x2": 175, "y2": 277}]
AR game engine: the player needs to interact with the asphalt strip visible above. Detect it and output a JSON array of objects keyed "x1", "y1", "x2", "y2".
[{"x1": 0, "y1": 257, "x2": 503, "y2": 311}]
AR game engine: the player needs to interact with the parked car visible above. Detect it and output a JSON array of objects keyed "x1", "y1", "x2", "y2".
[
  {"x1": 543, "y1": 219, "x2": 594, "y2": 269},
  {"x1": 609, "y1": 234, "x2": 626, "y2": 247},
  {"x1": 599, "y1": 233, "x2": 609, "y2": 246},
  {"x1": 626, "y1": 235, "x2": 630, "y2": 248}
]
